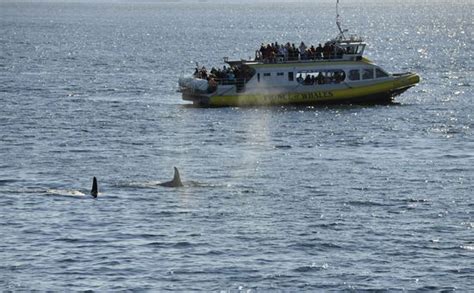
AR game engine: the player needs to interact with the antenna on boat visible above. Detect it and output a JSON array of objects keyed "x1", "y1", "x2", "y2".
[{"x1": 336, "y1": 0, "x2": 347, "y2": 39}]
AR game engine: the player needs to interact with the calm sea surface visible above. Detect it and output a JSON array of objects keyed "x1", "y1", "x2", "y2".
[{"x1": 0, "y1": 0, "x2": 472, "y2": 290}]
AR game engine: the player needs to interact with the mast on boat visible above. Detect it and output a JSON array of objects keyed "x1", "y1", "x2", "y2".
[{"x1": 336, "y1": 0, "x2": 348, "y2": 40}]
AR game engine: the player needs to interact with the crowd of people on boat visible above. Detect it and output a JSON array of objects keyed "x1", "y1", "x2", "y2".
[
  {"x1": 257, "y1": 41, "x2": 345, "y2": 63},
  {"x1": 194, "y1": 65, "x2": 254, "y2": 83},
  {"x1": 193, "y1": 65, "x2": 255, "y2": 92},
  {"x1": 194, "y1": 65, "x2": 237, "y2": 82}
]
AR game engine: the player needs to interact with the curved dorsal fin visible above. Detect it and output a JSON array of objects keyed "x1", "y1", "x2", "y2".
[
  {"x1": 158, "y1": 167, "x2": 184, "y2": 187},
  {"x1": 171, "y1": 167, "x2": 184, "y2": 187}
]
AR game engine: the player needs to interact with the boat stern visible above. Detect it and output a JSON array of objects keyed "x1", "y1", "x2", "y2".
[
  {"x1": 178, "y1": 76, "x2": 213, "y2": 105},
  {"x1": 178, "y1": 87, "x2": 212, "y2": 105}
]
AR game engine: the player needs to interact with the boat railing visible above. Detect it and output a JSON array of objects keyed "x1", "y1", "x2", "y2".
[
  {"x1": 254, "y1": 49, "x2": 350, "y2": 64},
  {"x1": 214, "y1": 77, "x2": 246, "y2": 92}
]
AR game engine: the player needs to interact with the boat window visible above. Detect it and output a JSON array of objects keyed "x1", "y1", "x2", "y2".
[
  {"x1": 362, "y1": 68, "x2": 374, "y2": 80},
  {"x1": 277, "y1": 72, "x2": 284, "y2": 76},
  {"x1": 296, "y1": 70, "x2": 345, "y2": 85},
  {"x1": 376, "y1": 68, "x2": 389, "y2": 78},
  {"x1": 257, "y1": 73, "x2": 260, "y2": 83},
  {"x1": 349, "y1": 69, "x2": 360, "y2": 81},
  {"x1": 346, "y1": 46, "x2": 356, "y2": 55},
  {"x1": 263, "y1": 73, "x2": 271, "y2": 77},
  {"x1": 288, "y1": 72, "x2": 294, "y2": 81}
]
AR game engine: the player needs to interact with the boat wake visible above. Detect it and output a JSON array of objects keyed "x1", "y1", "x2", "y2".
[
  {"x1": 45, "y1": 189, "x2": 86, "y2": 196},
  {"x1": 4, "y1": 187, "x2": 89, "y2": 197},
  {"x1": 114, "y1": 180, "x2": 213, "y2": 189}
]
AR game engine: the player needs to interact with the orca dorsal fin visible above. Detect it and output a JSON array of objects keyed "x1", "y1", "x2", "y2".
[
  {"x1": 91, "y1": 176, "x2": 98, "y2": 198},
  {"x1": 158, "y1": 167, "x2": 184, "y2": 187},
  {"x1": 172, "y1": 167, "x2": 184, "y2": 187}
]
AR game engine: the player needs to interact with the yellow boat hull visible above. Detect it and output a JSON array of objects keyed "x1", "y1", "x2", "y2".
[{"x1": 186, "y1": 72, "x2": 420, "y2": 107}]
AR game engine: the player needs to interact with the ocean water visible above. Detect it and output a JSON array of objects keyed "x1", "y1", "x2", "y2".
[{"x1": 0, "y1": 0, "x2": 472, "y2": 290}]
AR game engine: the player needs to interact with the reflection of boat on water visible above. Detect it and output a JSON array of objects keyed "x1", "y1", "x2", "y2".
[{"x1": 178, "y1": 2, "x2": 420, "y2": 107}]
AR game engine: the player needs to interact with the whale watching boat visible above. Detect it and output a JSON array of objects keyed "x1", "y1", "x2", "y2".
[{"x1": 178, "y1": 2, "x2": 420, "y2": 107}]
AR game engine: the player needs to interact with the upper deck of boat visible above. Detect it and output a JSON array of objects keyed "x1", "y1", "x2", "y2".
[{"x1": 226, "y1": 37, "x2": 370, "y2": 68}]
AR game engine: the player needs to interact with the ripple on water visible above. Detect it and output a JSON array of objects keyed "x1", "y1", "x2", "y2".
[
  {"x1": 293, "y1": 263, "x2": 329, "y2": 273},
  {"x1": 460, "y1": 245, "x2": 474, "y2": 251}
]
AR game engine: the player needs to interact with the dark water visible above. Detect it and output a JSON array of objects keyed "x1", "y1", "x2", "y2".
[{"x1": 1, "y1": 0, "x2": 472, "y2": 290}]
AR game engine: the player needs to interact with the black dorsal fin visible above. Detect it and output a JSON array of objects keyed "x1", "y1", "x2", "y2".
[{"x1": 91, "y1": 177, "x2": 98, "y2": 198}]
